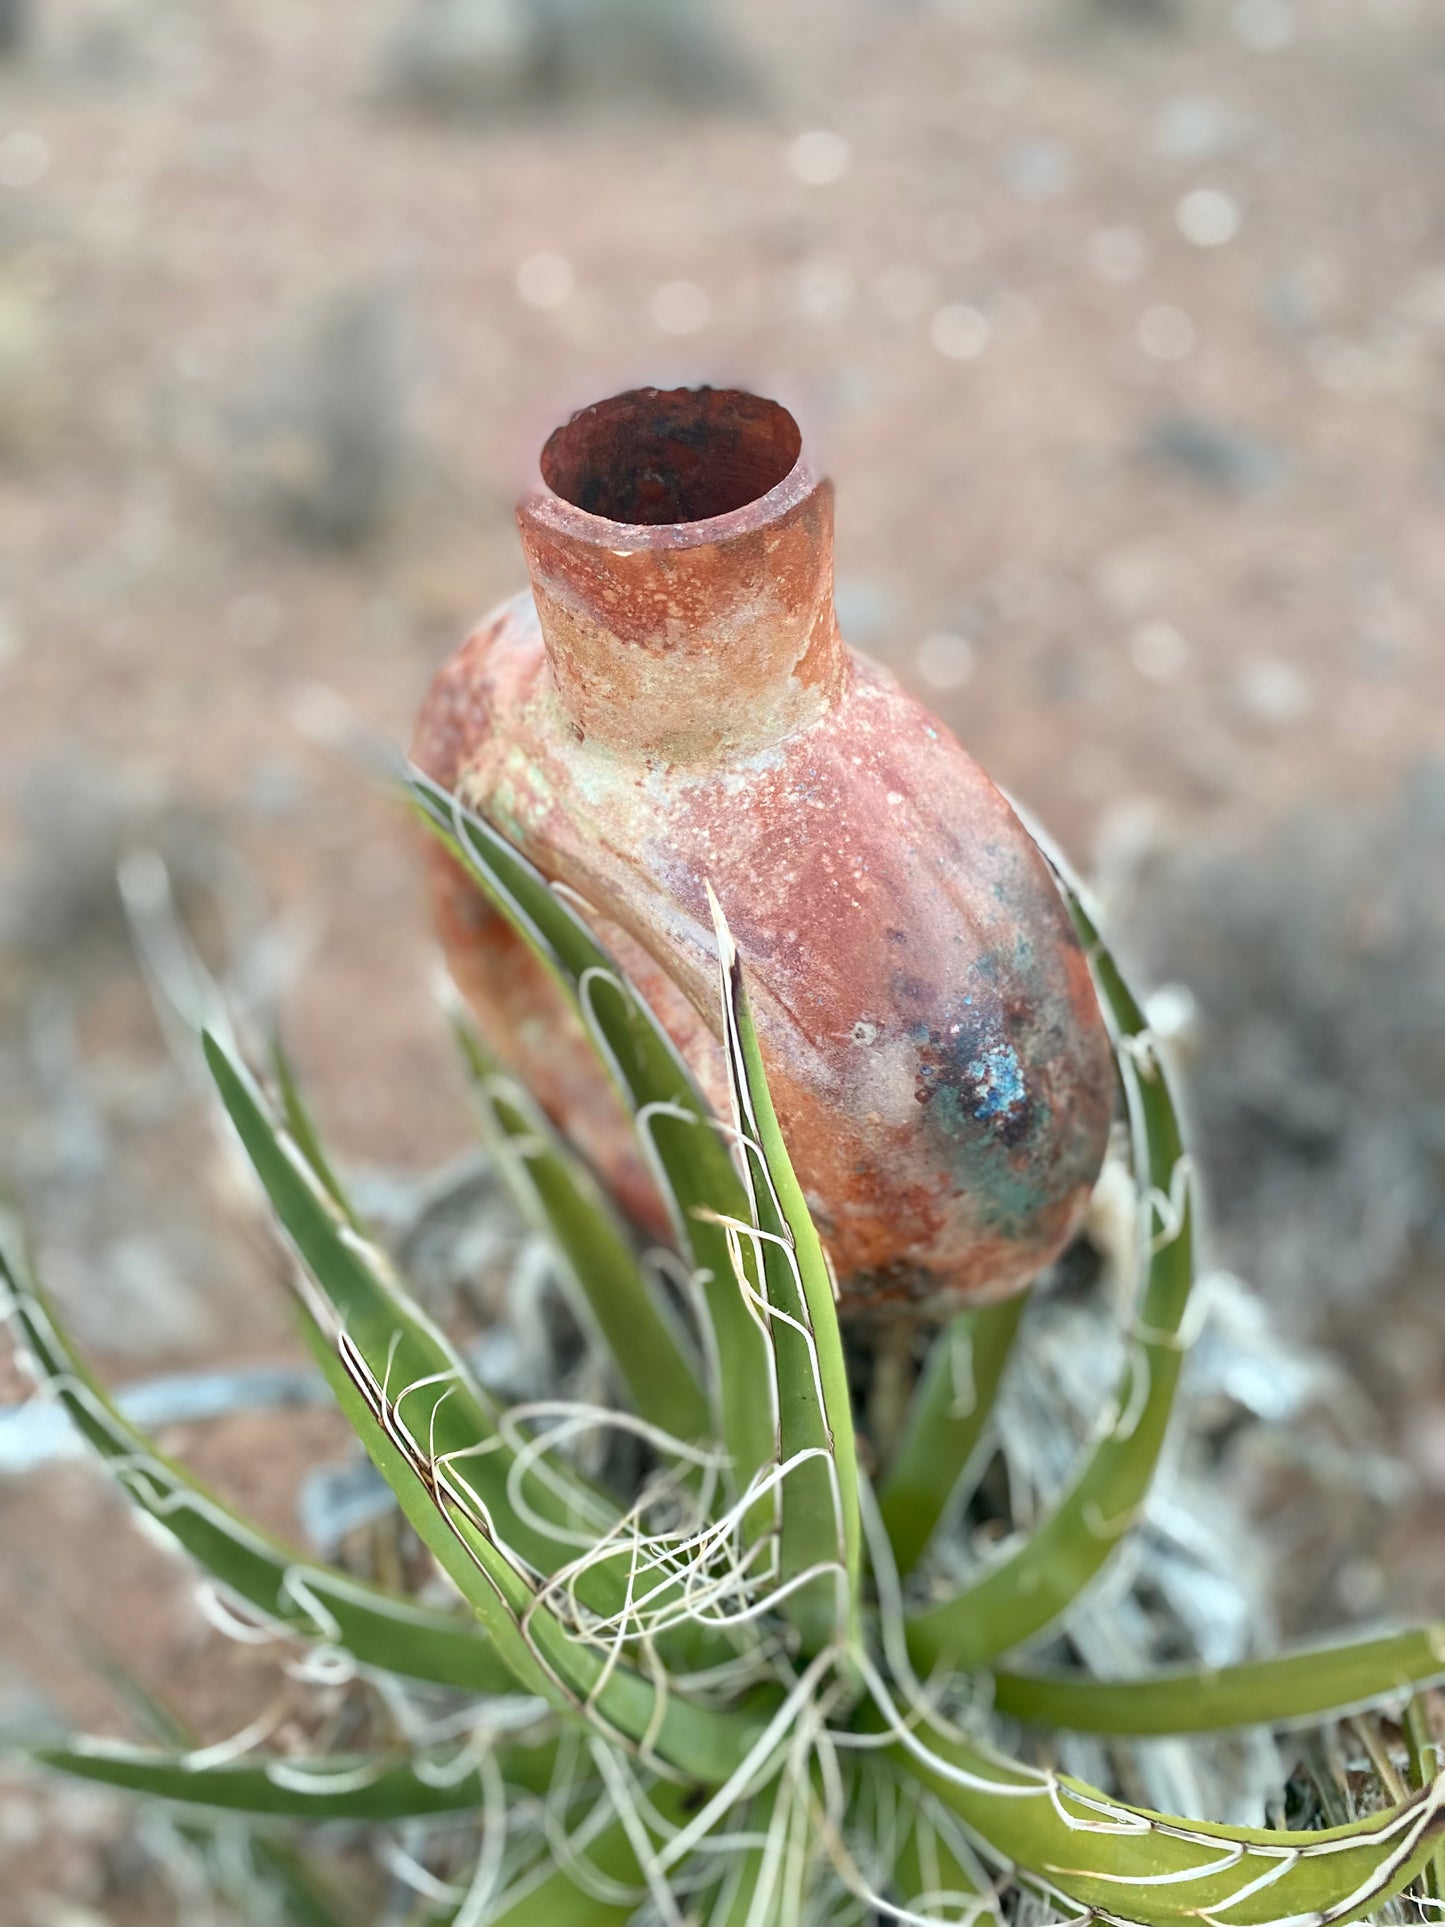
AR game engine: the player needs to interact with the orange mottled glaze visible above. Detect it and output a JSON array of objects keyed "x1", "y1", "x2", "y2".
[{"x1": 413, "y1": 388, "x2": 1113, "y2": 1312}]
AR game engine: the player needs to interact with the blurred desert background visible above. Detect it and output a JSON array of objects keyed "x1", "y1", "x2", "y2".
[{"x1": 2, "y1": 0, "x2": 1445, "y2": 1917}]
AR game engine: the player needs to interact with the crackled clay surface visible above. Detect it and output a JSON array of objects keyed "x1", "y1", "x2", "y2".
[{"x1": 414, "y1": 387, "x2": 1113, "y2": 1310}]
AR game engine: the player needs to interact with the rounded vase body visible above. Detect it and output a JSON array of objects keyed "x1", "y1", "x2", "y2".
[{"x1": 414, "y1": 387, "x2": 1113, "y2": 1312}]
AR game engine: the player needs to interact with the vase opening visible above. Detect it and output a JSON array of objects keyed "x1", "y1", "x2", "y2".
[{"x1": 539, "y1": 386, "x2": 802, "y2": 527}]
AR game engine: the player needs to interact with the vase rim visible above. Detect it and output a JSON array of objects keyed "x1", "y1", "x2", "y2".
[{"x1": 521, "y1": 384, "x2": 819, "y2": 554}]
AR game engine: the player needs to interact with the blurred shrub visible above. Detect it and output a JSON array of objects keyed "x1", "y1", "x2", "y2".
[
  {"x1": 0, "y1": 266, "x2": 63, "y2": 463},
  {"x1": 1114, "y1": 763, "x2": 1445, "y2": 1315},
  {"x1": 1080, "y1": 0, "x2": 1184, "y2": 26},
  {"x1": 232, "y1": 287, "x2": 410, "y2": 551},
  {"x1": 384, "y1": 0, "x2": 753, "y2": 118},
  {"x1": 0, "y1": 0, "x2": 27, "y2": 56}
]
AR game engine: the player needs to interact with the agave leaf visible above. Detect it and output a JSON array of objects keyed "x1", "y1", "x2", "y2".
[
  {"x1": 452, "y1": 1015, "x2": 709, "y2": 1444},
  {"x1": 432, "y1": 1460, "x2": 779, "y2": 1788},
  {"x1": 993, "y1": 1623, "x2": 1445, "y2": 1735},
  {"x1": 76, "y1": 1637, "x2": 194, "y2": 1751},
  {"x1": 204, "y1": 1030, "x2": 640, "y2": 1620},
  {"x1": 890, "y1": 1700, "x2": 1445, "y2": 1927},
  {"x1": 891, "y1": 1782, "x2": 1005, "y2": 1927},
  {"x1": 1404, "y1": 1694, "x2": 1445, "y2": 1905},
  {"x1": 270, "y1": 1031, "x2": 362, "y2": 1234},
  {"x1": 456, "y1": 1863, "x2": 640, "y2": 1927},
  {"x1": 409, "y1": 767, "x2": 774, "y2": 1500},
  {"x1": 907, "y1": 870, "x2": 1194, "y2": 1670},
  {"x1": 701, "y1": 1815, "x2": 774, "y2": 1926},
  {"x1": 704, "y1": 1779, "x2": 799, "y2": 1926},
  {"x1": 293, "y1": 1303, "x2": 565, "y2": 1711},
  {"x1": 707, "y1": 1845, "x2": 774, "y2": 1926},
  {"x1": 472, "y1": 1775, "x2": 696, "y2": 1926},
  {"x1": 710, "y1": 889, "x2": 861, "y2": 1658},
  {"x1": 214, "y1": 1029, "x2": 748, "y2": 1722},
  {"x1": 35, "y1": 1734, "x2": 556, "y2": 1822},
  {"x1": 72, "y1": 1653, "x2": 351, "y2": 1927},
  {"x1": 877, "y1": 1295, "x2": 1026, "y2": 1580},
  {"x1": 266, "y1": 1017, "x2": 722, "y2": 1674},
  {"x1": 211, "y1": 1027, "x2": 758, "y2": 1757},
  {"x1": 224, "y1": 1837, "x2": 350, "y2": 1927},
  {"x1": 303, "y1": 1275, "x2": 776, "y2": 1789},
  {"x1": 0, "y1": 1229, "x2": 516, "y2": 1697}
]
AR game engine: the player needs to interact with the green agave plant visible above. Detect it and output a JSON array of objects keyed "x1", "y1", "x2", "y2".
[{"x1": 5, "y1": 765, "x2": 1445, "y2": 1925}]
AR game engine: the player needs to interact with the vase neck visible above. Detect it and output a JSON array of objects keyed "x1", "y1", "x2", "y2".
[{"x1": 516, "y1": 387, "x2": 846, "y2": 762}]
